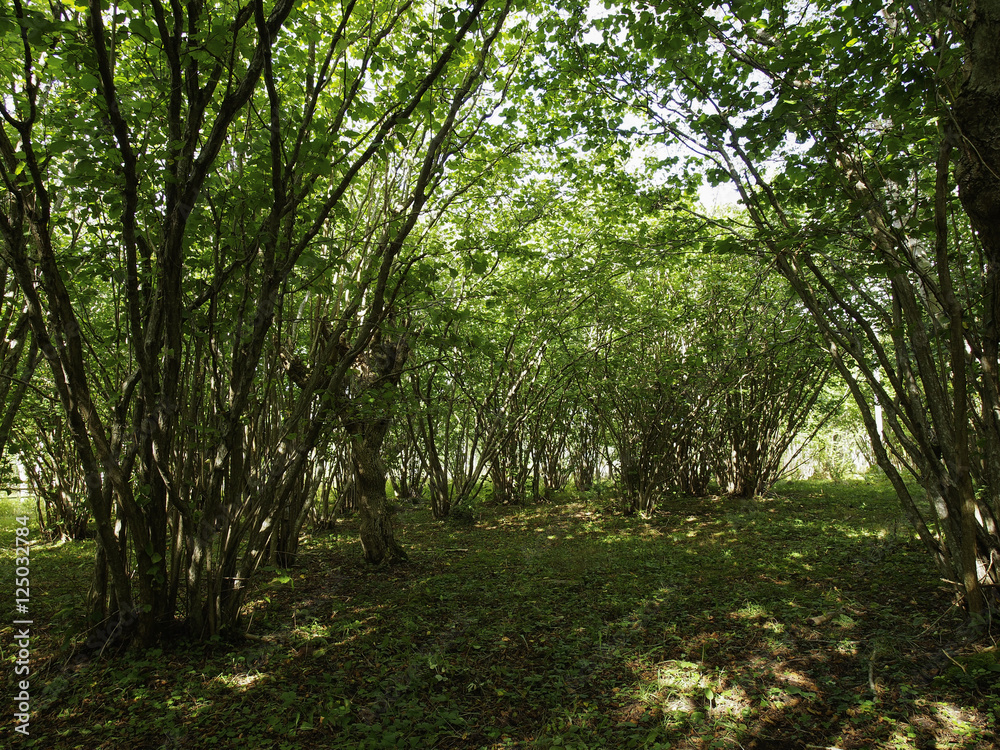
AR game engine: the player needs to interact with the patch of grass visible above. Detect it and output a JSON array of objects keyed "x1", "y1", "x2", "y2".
[{"x1": 2, "y1": 478, "x2": 997, "y2": 749}]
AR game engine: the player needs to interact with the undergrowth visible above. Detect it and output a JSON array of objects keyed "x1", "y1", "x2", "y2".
[{"x1": 2, "y1": 479, "x2": 998, "y2": 749}]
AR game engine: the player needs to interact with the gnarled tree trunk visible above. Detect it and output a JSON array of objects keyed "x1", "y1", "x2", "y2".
[{"x1": 345, "y1": 333, "x2": 410, "y2": 564}]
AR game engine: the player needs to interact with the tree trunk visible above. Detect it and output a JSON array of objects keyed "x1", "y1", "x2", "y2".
[
  {"x1": 428, "y1": 455, "x2": 452, "y2": 519},
  {"x1": 0, "y1": 317, "x2": 37, "y2": 462},
  {"x1": 572, "y1": 413, "x2": 601, "y2": 493},
  {"x1": 952, "y1": 0, "x2": 1000, "y2": 615},
  {"x1": 344, "y1": 333, "x2": 411, "y2": 564},
  {"x1": 354, "y1": 438, "x2": 407, "y2": 564}
]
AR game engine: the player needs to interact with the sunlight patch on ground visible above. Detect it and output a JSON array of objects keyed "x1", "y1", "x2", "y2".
[
  {"x1": 325, "y1": 609, "x2": 382, "y2": 646},
  {"x1": 629, "y1": 658, "x2": 755, "y2": 731},
  {"x1": 886, "y1": 725, "x2": 922, "y2": 749},
  {"x1": 777, "y1": 669, "x2": 819, "y2": 694},
  {"x1": 730, "y1": 602, "x2": 770, "y2": 620},
  {"x1": 837, "y1": 526, "x2": 888, "y2": 539},
  {"x1": 212, "y1": 672, "x2": 264, "y2": 691},
  {"x1": 833, "y1": 638, "x2": 860, "y2": 656},
  {"x1": 930, "y1": 702, "x2": 978, "y2": 737}
]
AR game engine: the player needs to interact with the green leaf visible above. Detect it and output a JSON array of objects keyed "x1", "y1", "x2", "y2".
[{"x1": 129, "y1": 17, "x2": 154, "y2": 40}]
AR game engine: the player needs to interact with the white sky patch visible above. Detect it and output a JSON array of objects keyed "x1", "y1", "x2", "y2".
[{"x1": 698, "y1": 181, "x2": 741, "y2": 210}]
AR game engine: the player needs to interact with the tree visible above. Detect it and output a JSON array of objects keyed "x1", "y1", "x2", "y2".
[
  {"x1": 0, "y1": 0, "x2": 524, "y2": 643},
  {"x1": 549, "y1": 0, "x2": 1000, "y2": 612},
  {"x1": 0, "y1": 252, "x2": 37, "y2": 474},
  {"x1": 10, "y1": 386, "x2": 92, "y2": 540},
  {"x1": 709, "y1": 275, "x2": 834, "y2": 498}
]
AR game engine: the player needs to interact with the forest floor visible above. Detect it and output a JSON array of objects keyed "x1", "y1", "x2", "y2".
[{"x1": 2, "y1": 478, "x2": 999, "y2": 749}]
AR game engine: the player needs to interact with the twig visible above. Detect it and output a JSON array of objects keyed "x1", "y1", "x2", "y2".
[
  {"x1": 941, "y1": 648, "x2": 966, "y2": 673},
  {"x1": 918, "y1": 603, "x2": 958, "y2": 634}
]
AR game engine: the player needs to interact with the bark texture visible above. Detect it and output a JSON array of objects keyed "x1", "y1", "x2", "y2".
[{"x1": 345, "y1": 334, "x2": 410, "y2": 565}]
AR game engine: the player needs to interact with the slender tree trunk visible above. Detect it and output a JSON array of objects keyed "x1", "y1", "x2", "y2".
[{"x1": 0, "y1": 319, "x2": 37, "y2": 461}]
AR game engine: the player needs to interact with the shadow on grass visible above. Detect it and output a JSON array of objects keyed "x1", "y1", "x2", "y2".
[{"x1": 3, "y1": 480, "x2": 998, "y2": 749}]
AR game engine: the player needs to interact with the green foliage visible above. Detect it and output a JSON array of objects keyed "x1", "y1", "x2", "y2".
[
  {"x1": 792, "y1": 381, "x2": 873, "y2": 482},
  {"x1": 534, "y1": 0, "x2": 1000, "y2": 611},
  {"x1": 1, "y1": 0, "x2": 533, "y2": 639},
  {"x1": 3, "y1": 0, "x2": 996, "y2": 667},
  {"x1": 937, "y1": 650, "x2": 1000, "y2": 694}
]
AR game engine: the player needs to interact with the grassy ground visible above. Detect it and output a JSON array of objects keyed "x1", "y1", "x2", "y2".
[{"x1": 2, "y1": 479, "x2": 998, "y2": 749}]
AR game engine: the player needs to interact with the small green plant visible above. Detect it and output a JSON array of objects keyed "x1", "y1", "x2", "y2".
[{"x1": 937, "y1": 649, "x2": 1000, "y2": 692}]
